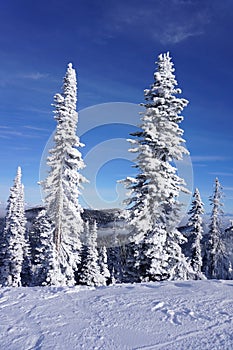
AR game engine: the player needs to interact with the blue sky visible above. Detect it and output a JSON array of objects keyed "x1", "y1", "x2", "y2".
[{"x1": 0, "y1": 0, "x2": 233, "y2": 214}]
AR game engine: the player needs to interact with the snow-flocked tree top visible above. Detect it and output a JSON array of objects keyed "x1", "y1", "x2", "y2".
[
  {"x1": 123, "y1": 52, "x2": 190, "y2": 240},
  {"x1": 43, "y1": 63, "x2": 87, "y2": 258},
  {"x1": 188, "y1": 188, "x2": 204, "y2": 218}
]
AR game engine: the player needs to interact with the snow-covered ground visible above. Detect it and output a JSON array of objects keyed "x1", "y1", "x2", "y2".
[{"x1": 0, "y1": 280, "x2": 233, "y2": 350}]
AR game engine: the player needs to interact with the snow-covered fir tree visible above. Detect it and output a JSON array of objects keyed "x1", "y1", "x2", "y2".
[
  {"x1": 79, "y1": 221, "x2": 105, "y2": 287},
  {"x1": 0, "y1": 229, "x2": 3, "y2": 270},
  {"x1": 110, "y1": 266, "x2": 116, "y2": 285},
  {"x1": 30, "y1": 210, "x2": 65, "y2": 286},
  {"x1": 42, "y1": 63, "x2": 87, "y2": 286},
  {"x1": 203, "y1": 178, "x2": 230, "y2": 279},
  {"x1": 20, "y1": 231, "x2": 32, "y2": 287},
  {"x1": 108, "y1": 231, "x2": 123, "y2": 284},
  {"x1": 187, "y1": 188, "x2": 205, "y2": 279},
  {"x1": 121, "y1": 241, "x2": 139, "y2": 282},
  {"x1": 122, "y1": 52, "x2": 195, "y2": 282},
  {"x1": 98, "y1": 245, "x2": 110, "y2": 285},
  {"x1": 224, "y1": 220, "x2": 233, "y2": 279},
  {"x1": 0, "y1": 167, "x2": 27, "y2": 287}
]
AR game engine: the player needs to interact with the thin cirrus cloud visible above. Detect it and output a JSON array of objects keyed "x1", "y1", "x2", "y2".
[
  {"x1": 224, "y1": 187, "x2": 233, "y2": 191},
  {"x1": 9, "y1": 146, "x2": 31, "y2": 151},
  {"x1": 19, "y1": 72, "x2": 49, "y2": 81},
  {"x1": 158, "y1": 24, "x2": 203, "y2": 45},
  {"x1": 0, "y1": 130, "x2": 23, "y2": 137},
  {"x1": 23, "y1": 125, "x2": 51, "y2": 132},
  {"x1": 97, "y1": 1, "x2": 210, "y2": 45},
  {"x1": 0, "y1": 72, "x2": 50, "y2": 89},
  {"x1": 153, "y1": 9, "x2": 210, "y2": 45},
  {"x1": 0, "y1": 129, "x2": 44, "y2": 139},
  {"x1": 19, "y1": 107, "x2": 51, "y2": 115},
  {"x1": 191, "y1": 156, "x2": 230, "y2": 162},
  {"x1": 209, "y1": 172, "x2": 233, "y2": 177},
  {"x1": 0, "y1": 126, "x2": 10, "y2": 129}
]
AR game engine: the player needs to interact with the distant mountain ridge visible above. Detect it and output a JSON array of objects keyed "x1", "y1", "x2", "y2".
[{"x1": 1, "y1": 206, "x2": 232, "y2": 236}]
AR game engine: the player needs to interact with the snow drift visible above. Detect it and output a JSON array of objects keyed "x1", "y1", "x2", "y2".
[{"x1": 0, "y1": 280, "x2": 233, "y2": 349}]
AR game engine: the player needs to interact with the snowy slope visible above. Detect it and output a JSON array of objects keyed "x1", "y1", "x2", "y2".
[
  {"x1": 0, "y1": 280, "x2": 233, "y2": 350},
  {"x1": 0, "y1": 281, "x2": 233, "y2": 350}
]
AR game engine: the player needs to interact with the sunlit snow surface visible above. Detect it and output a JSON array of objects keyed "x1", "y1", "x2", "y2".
[{"x1": 0, "y1": 280, "x2": 233, "y2": 349}]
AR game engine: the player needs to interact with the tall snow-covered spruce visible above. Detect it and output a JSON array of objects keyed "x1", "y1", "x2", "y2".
[
  {"x1": 79, "y1": 221, "x2": 105, "y2": 287},
  {"x1": 187, "y1": 188, "x2": 205, "y2": 279},
  {"x1": 98, "y1": 245, "x2": 110, "y2": 285},
  {"x1": 122, "y1": 52, "x2": 195, "y2": 281},
  {"x1": 0, "y1": 167, "x2": 27, "y2": 287},
  {"x1": 30, "y1": 210, "x2": 65, "y2": 286},
  {"x1": 203, "y1": 178, "x2": 230, "y2": 279},
  {"x1": 42, "y1": 63, "x2": 87, "y2": 286}
]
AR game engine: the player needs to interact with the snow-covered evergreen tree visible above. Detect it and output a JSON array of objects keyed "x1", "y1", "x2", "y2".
[
  {"x1": 20, "y1": 231, "x2": 32, "y2": 287},
  {"x1": 142, "y1": 225, "x2": 170, "y2": 281},
  {"x1": 110, "y1": 266, "x2": 116, "y2": 285},
  {"x1": 0, "y1": 167, "x2": 27, "y2": 287},
  {"x1": 187, "y1": 188, "x2": 205, "y2": 279},
  {"x1": 42, "y1": 63, "x2": 87, "y2": 285},
  {"x1": 122, "y1": 52, "x2": 195, "y2": 281},
  {"x1": 108, "y1": 231, "x2": 123, "y2": 284},
  {"x1": 224, "y1": 220, "x2": 233, "y2": 279},
  {"x1": 98, "y1": 245, "x2": 110, "y2": 285},
  {"x1": 79, "y1": 221, "x2": 105, "y2": 287},
  {"x1": 121, "y1": 241, "x2": 140, "y2": 282},
  {"x1": 203, "y1": 178, "x2": 230, "y2": 279},
  {"x1": 0, "y1": 230, "x2": 3, "y2": 270},
  {"x1": 30, "y1": 210, "x2": 65, "y2": 286}
]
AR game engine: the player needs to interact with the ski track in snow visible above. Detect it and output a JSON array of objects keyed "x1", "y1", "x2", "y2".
[{"x1": 0, "y1": 280, "x2": 233, "y2": 350}]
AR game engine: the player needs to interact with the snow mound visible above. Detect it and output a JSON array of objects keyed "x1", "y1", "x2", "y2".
[{"x1": 0, "y1": 280, "x2": 233, "y2": 349}]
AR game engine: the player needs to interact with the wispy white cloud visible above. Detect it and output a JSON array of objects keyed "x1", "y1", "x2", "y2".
[
  {"x1": 191, "y1": 156, "x2": 230, "y2": 162},
  {"x1": 0, "y1": 128, "x2": 44, "y2": 139},
  {"x1": 209, "y1": 172, "x2": 233, "y2": 177},
  {"x1": 0, "y1": 130, "x2": 24, "y2": 137},
  {"x1": 171, "y1": 0, "x2": 197, "y2": 5},
  {"x1": 159, "y1": 25, "x2": 203, "y2": 45},
  {"x1": 19, "y1": 107, "x2": 51, "y2": 115},
  {"x1": 19, "y1": 72, "x2": 48, "y2": 80},
  {"x1": 0, "y1": 71, "x2": 51, "y2": 89},
  {"x1": 192, "y1": 163, "x2": 208, "y2": 167},
  {"x1": 9, "y1": 146, "x2": 31, "y2": 151},
  {"x1": 224, "y1": 187, "x2": 233, "y2": 191},
  {"x1": 92, "y1": 1, "x2": 210, "y2": 45},
  {"x1": 0, "y1": 135, "x2": 10, "y2": 139},
  {"x1": 23, "y1": 125, "x2": 50, "y2": 132},
  {"x1": 154, "y1": 8, "x2": 210, "y2": 44}
]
